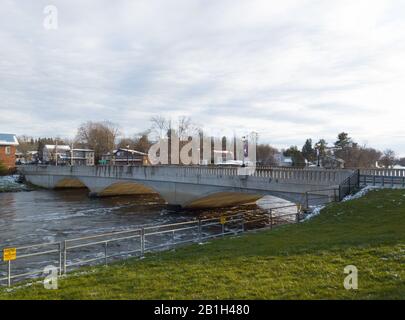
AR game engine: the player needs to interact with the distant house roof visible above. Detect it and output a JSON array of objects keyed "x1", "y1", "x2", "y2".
[
  {"x1": 44, "y1": 144, "x2": 71, "y2": 151},
  {"x1": 196, "y1": 148, "x2": 233, "y2": 155},
  {"x1": 115, "y1": 148, "x2": 147, "y2": 156},
  {"x1": 72, "y1": 148, "x2": 94, "y2": 152},
  {"x1": 323, "y1": 154, "x2": 345, "y2": 164},
  {"x1": 274, "y1": 153, "x2": 292, "y2": 163},
  {"x1": 0, "y1": 133, "x2": 19, "y2": 146}
]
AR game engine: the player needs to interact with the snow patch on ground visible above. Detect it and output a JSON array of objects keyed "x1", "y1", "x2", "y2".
[
  {"x1": 342, "y1": 185, "x2": 379, "y2": 202},
  {"x1": 302, "y1": 186, "x2": 379, "y2": 222},
  {"x1": 302, "y1": 205, "x2": 325, "y2": 222}
]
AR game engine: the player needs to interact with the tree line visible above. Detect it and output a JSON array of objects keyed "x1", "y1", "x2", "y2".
[
  {"x1": 279, "y1": 132, "x2": 399, "y2": 168},
  {"x1": 15, "y1": 119, "x2": 404, "y2": 168}
]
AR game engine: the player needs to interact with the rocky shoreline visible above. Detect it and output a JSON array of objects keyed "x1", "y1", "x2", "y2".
[{"x1": 0, "y1": 175, "x2": 31, "y2": 193}]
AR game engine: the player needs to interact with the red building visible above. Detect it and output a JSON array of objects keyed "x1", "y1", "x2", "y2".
[{"x1": 0, "y1": 133, "x2": 19, "y2": 170}]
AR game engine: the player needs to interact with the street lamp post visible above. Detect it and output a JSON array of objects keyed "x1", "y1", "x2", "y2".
[
  {"x1": 127, "y1": 145, "x2": 130, "y2": 166},
  {"x1": 71, "y1": 142, "x2": 74, "y2": 166},
  {"x1": 55, "y1": 139, "x2": 58, "y2": 166},
  {"x1": 242, "y1": 136, "x2": 247, "y2": 167}
]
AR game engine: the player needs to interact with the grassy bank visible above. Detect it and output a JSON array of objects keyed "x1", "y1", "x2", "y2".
[{"x1": 1, "y1": 189, "x2": 404, "y2": 299}]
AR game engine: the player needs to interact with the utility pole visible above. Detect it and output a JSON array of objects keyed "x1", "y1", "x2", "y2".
[
  {"x1": 242, "y1": 136, "x2": 247, "y2": 167},
  {"x1": 55, "y1": 139, "x2": 58, "y2": 166}
]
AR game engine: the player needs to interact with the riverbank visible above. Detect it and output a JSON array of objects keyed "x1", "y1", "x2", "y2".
[
  {"x1": 0, "y1": 175, "x2": 31, "y2": 193},
  {"x1": 1, "y1": 188, "x2": 404, "y2": 299}
]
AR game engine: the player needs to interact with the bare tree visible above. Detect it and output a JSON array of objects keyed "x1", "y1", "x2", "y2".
[
  {"x1": 133, "y1": 131, "x2": 152, "y2": 153},
  {"x1": 150, "y1": 115, "x2": 200, "y2": 141},
  {"x1": 17, "y1": 135, "x2": 36, "y2": 159},
  {"x1": 117, "y1": 137, "x2": 136, "y2": 149},
  {"x1": 380, "y1": 149, "x2": 396, "y2": 168},
  {"x1": 256, "y1": 144, "x2": 279, "y2": 165},
  {"x1": 150, "y1": 116, "x2": 171, "y2": 139},
  {"x1": 177, "y1": 116, "x2": 199, "y2": 140},
  {"x1": 335, "y1": 144, "x2": 382, "y2": 168},
  {"x1": 76, "y1": 121, "x2": 120, "y2": 163},
  {"x1": 117, "y1": 131, "x2": 152, "y2": 154}
]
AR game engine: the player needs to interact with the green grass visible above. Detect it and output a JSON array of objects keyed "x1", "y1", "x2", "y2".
[{"x1": 1, "y1": 189, "x2": 404, "y2": 299}]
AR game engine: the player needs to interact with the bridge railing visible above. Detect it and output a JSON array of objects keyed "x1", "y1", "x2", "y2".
[
  {"x1": 360, "y1": 175, "x2": 405, "y2": 188},
  {"x1": 20, "y1": 164, "x2": 354, "y2": 185},
  {"x1": 301, "y1": 188, "x2": 340, "y2": 208},
  {"x1": 253, "y1": 167, "x2": 352, "y2": 184},
  {"x1": 359, "y1": 168, "x2": 405, "y2": 177},
  {"x1": 357, "y1": 168, "x2": 405, "y2": 188},
  {"x1": 297, "y1": 170, "x2": 360, "y2": 208},
  {"x1": 338, "y1": 170, "x2": 360, "y2": 201}
]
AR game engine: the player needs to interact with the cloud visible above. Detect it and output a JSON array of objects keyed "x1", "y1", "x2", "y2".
[{"x1": 1, "y1": 0, "x2": 405, "y2": 155}]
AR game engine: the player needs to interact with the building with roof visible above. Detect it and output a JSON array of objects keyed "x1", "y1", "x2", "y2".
[
  {"x1": 101, "y1": 148, "x2": 149, "y2": 165},
  {"x1": 16, "y1": 150, "x2": 40, "y2": 164},
  {"x1": 274, "y1": 153, "x2": 293, "y2": 167},
  {"x1": 42, "y1": 145, "x2": 95, "y2": 166},
  {"x1": 0, "y1": 133, "x2": 19, "y2": 170},
  {"x1": 66, "y1": 149, "x2": 95, "y2": 166},
  {"x1": 42, "y1": 144, "x2": 71, "y2": 165}
]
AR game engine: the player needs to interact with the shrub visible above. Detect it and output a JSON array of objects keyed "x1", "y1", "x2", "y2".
[{"x1": 0, "y1": 160, "x2": 8, "y2": 175}]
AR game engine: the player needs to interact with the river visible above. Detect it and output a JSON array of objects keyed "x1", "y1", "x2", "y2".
[
  {"x1": 0, "y1": 175, "x2": 295, "y2": 284},
  {"x1": 0, "y1": 175, "x2": 296, "y2": 246}
]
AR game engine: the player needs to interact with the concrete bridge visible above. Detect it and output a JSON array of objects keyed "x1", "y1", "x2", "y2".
[{"x1": 19, "y1": 165, "x2": 356, "y2": 209}]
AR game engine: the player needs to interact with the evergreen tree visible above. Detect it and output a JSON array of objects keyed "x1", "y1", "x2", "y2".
[
  {"x1": 315, "y1": 139, "x2": 328, "y2": 156},
  {"x1": 302, "y1": 139, "x2": 316, "y2": 162},
  {"x1": 335, "y1": 132, "x2": 352, "y2": 149},
  {"x1": 284, "y1": 146, "x2": 306, "y2": 167},
  {"x1": 380, "y1": 149, "x2": 396, "y2": 168}
]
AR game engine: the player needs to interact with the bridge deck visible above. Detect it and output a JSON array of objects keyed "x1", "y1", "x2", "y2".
[{"x1": 19, "y1": 165, "x2": 356, "y2": 208}]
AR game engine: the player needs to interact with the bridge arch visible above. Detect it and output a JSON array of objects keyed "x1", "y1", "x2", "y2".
[
  {"x1": 54, "y1": 177, "x2": 89, "y2": 189},
  {"x1": 96, "y1": 181, "x2": 158, "y2": 197},
  {"x1": 181, "y1": 188, "x2": 304, "y2": 209},
  {"x1": 184, "y1": 191, "x2": 264, "y2": 208}
]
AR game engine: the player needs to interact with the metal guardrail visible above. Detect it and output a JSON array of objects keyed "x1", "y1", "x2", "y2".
[
  {"x1": 63, "y1": 214, "x2": 246, "y2": 273},
  {"x1": 296, "y1": 187, "x2": 341, "y2": 209},
  {"x1": 0, "y1": 242, "x2": 62, "y2": 287},
  {"x1": 359, "y1": 168, "x2": 405, "y2": 177},
  {"x1": 299, "y1": 172, "x2": 360, "y2": 208},
  {"x1": 360, "y1": 174, "x2": 405, "y2": 188},
  {"x1": 0, "y1": 207, "x2": 302, "y2": 288}
]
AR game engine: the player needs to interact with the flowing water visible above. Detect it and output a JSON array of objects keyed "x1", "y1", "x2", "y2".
[{"x1": 0, "y1": 176, "x2": 295, "y2": 285}]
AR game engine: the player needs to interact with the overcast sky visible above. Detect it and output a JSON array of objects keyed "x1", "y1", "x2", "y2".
[{"x1": 1, "y1": 0, "x2": 405, "y2": 155}]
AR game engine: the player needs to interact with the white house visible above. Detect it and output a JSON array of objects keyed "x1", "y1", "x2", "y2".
[
  {"x1": 274, "y1": 153, "x2": 293, "y2": 167},
  {"x1": 42, "y1": 145, "x2": 71, "y2": 164}
]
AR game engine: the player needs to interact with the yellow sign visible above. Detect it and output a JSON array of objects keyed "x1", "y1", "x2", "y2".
[
  {"x1": 220, "y1": 216, "x2": 226, "y2": 225},
  {"x1": 3, "y1": 248, "x2": 17, "y2": 262}
]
